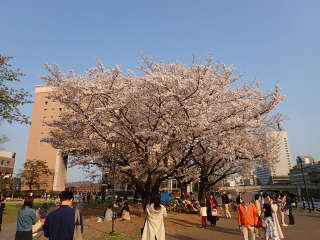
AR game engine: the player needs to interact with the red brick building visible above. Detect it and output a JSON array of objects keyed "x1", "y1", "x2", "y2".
[
  {"x1": 65, "y1": 181, "x2": 100, "y2": 192},
  {"x1": 0, "y1": 152, "x2": 15, "y2": 176}
]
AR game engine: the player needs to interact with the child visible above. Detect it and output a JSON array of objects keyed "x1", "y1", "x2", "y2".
[{"x1": 199, "y1": 205, "x2": 207, "y2": 228}]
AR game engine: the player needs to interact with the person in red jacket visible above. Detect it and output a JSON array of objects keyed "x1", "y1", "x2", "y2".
[{"x1": 237, "y1": 193, "x2": 259, "y2": 240}]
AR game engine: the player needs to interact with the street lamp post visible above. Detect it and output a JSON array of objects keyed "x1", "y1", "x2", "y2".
[
  {"x1": 111, "y1": 143, "x2": 116, "y2": 234},
  {"x1": 299, "y1": 159, "x2": 311, "y2": 212}
]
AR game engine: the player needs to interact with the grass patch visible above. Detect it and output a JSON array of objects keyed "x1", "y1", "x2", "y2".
[
  {"x1": 105, "y1": 232, "x2": 125, "y2": 240},
  {"x1": 88, "y1": 232, "x2": 126, "y2": 240},
  {"x1": 2, "y1": 199, "x2": 55, "y2": 224},
  {"x1": 3, "y1": 202, "x2": 21, "y2": 224}
]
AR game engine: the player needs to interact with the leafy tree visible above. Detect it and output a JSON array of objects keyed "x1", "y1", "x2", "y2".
[
  {"x1": 0, "y1": 54, "x2": 31, "y2": 124},
  {"x1": 22, "y1": 159, "x2": 52, "y2": 191}
]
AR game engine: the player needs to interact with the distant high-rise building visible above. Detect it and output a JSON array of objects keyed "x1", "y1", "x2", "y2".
[
  {"x1": 289, "y1": 156, "x2": 319, "y2": 185},
  {"x1": 296, "y1": 155, "x2": 315, "y2": 165},
  {"x1": 255, "y1": 130, "x2": 292, "y2": 185},
  {"x1": 23, "y1": 86, "x2": 67, "y2": 191},
  {"x1": 255, "y1": 168, "x2": 272, "y2": 185}
]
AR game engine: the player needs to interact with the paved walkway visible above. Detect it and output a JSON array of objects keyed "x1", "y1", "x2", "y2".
[
  {"x1": 0, "y1": 223, "x2": 44, "y2": 240},
  {"x1": 166, "y1": 211, "x2": 320, "y2": 240},
  {"x1": 0, "y1": 223, "x2": 16, "y2": 240},
  {"x1": 1, "y1": 210, "x2": 319, "y2": 240}
]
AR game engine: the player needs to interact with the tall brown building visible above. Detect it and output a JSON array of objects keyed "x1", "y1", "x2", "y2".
[{"x1": 24, "y1": 86, "x2": 67, "y2": 191}]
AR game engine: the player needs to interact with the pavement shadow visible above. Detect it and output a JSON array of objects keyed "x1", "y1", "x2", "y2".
[
  {"x1": 295, "y1": 213, "x2": 320, "y2": 218},
  {"x1": 168, "y1": 219, "x2": 195, "y2": 228},
  {"x1": 168, "y1": 218, "x2": 199, "y2": 227},
  {"x1": 212, "y1": 226, "x2": 240, "y2": 236},
  {"x1": 166, "y1": 233, "x2": 200, "y2": 240}
]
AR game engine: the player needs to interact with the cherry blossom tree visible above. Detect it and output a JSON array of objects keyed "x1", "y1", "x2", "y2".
[
  {"x1": 173, "y1": 162, "x2": 199, "y2": 199},
  {"x1": 192, "y1": 122, "x2": 283, "y2": 205},
  {"x1": 41, "y1": 56, "x2": 283, "y2": 205}
]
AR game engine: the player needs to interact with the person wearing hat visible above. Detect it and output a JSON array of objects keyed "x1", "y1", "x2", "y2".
[{"x1": 237, "y1": 193, "x2": 259, "y2": 240}]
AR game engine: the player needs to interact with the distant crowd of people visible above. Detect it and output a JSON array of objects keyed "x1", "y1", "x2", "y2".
[
  {"x1": 0, "y1": 189, "x2": 298, "y2": 240},
  {"x1": 237, "y1": 192, "x2": 295, "y2": 240},
  {"x1": 197, "y1": 191, "x2": 295, "y2": 240}
]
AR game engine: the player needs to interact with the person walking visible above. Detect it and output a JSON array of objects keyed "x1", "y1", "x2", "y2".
[
  {"x1": 278, "y1": 193, "x2": 288, "y2": 227},
  {"x1": 207, "y1": 194, "x2": 218, "y2": 228},
  {"x1": 221, "y1": 191, "x2": 232, "y2": 219},
  {"x1": 263, "y1": 195, "x2": 279, "y2": 240},
  {"x1": 237, "y1": 193, "x2": 259, "y2": 240},
  {"x1": 284, "y1": 193, "x2": 294, "y2": 225},
  {"x1": 199, "y1": 204, "x2": 207, "y2": 228},
  {"x1": 270, "y1": 197, "x2": 284, "y2": 239},
  {"x1": 142, "y1": 195, "x2": 167, "y2": 240},
  {"x1": 236, "y1": 192, "x2": 243, "y2": 205},
  {"x1": 254, "y1": 194, "x2": 264, "y2": 239},
  {"x1": 254, "y1": 194, "x2": 262, "y2": 217},
  {"x1": 43, "y1": 191, "x2": 83, "y2": 240},
  {"x1": 15, "y1": 197, "x2": 37, "y2": 240}
]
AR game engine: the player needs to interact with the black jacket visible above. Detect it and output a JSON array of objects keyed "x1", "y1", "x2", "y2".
[{"x1": 221, "y1": 194, "x2": 230, "y2": 204}]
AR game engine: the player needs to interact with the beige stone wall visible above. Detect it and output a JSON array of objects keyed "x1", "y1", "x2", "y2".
[{"x1": 23, "y1": 86, "x2": 67, "y2": 191}]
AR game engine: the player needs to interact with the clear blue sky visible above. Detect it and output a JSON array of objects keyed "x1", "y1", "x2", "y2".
[{"x1": 1, "y1": 0, "x2": 319, "y2": 182}]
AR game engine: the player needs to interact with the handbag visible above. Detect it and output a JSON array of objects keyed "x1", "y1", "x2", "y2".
[
  {"x1": 32, "y1": 220, "x2": 43, "y2": 233},
  {"x1": 211, "y1": 208, "x2": 218, "y2": 216},
  {"x1": 258, "y1": 218, "x2": 267, "y2": 228},
  {"x1": 73, "y1": 209, "x2": 83, "y2": 240},
  {"x1": 284, "y1": 204, "x2": 292, "y2": 211}
]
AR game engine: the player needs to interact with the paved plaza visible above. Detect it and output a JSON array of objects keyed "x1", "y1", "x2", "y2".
[
  {"x1": 166, "y1": 210, "x2": 320, "y2": 240},
  {"x1": 1, "y1": 209, "x2": 319, "y2": 240}
]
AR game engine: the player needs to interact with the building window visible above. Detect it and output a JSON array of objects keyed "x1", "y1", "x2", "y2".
[
  {"x1": 59, "y1": 108, "x2": 62, "y2": 111},
  {"x1": 172, "y1": 180, "x2": 178, "y2": 189},
  {"x1": 45, "y1": 101, "x2": 48, "y2": 105},
  {"x1": 44, "y1": 108, "x2": 47, "y2": 111}
]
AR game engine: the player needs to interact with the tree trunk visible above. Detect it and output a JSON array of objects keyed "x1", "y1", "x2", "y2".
[
  {"x1": 177, "y1": 179, "x2": 188, "y2": 200},
  {"x1": 137, "y1": 177, "x2": 161, "y2": 210},
  {"x1": 198, "y1": 176, "x2": 209, "y2": 207}
]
